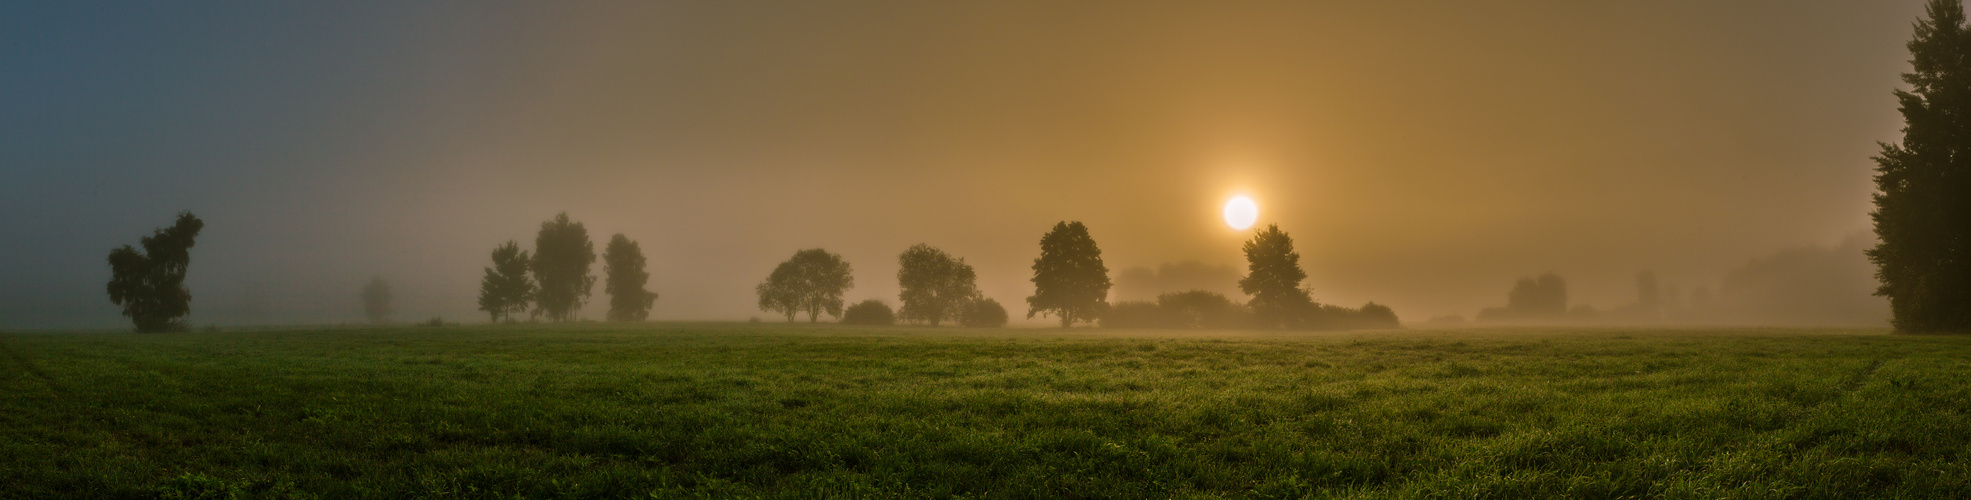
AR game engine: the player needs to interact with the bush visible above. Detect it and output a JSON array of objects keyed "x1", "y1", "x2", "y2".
[
  {"x1": 841, "y1": 299, "x2": 895, "y2": 326},
  {"x1": 1158, "y1": 290, "x2": 1250, "y2": 328},
  {"x1": 960, "y1": 298, "x2": 1008, "y2": 328},
  {"x1": 1100, "y1": 301, "x2": 1173, "y2": 328},
  {"x1": 1300, "y1": 302, "x2": 1400, "y2": 330}
]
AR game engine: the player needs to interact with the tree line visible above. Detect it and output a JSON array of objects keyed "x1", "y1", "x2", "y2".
[{"x1": 474, "y1": 213, "x2": 658, "y2": 323}]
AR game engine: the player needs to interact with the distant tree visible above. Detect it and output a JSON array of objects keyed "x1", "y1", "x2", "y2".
[
  {"x1": 841, "y1": 299, "x2": 896, "y2": 326},
  {"x1": 961, "y1": 297, "x2": 1009, "y2": 328},
  {"x1": 106, "y1": 211, "x2": 205, "y2": 332},
  {"x1": 361, "y1": 276, "x2": 393, "y2": 325},
  {"x1": 1099, "y1": 301, "x2": 1172, "y2": 329},
  {"x1": 531, "y1": 213, "x2": 596, "y2": 322},
  {"x1": 477, "y1": 241, "x2": 535, "y2": 323},
  {"x1": 896, "y1": 244, "x2": 979, "y2": 326},
  {"x1": 755, "y1": 249, "x2": 855, "y2": 322},
  {"x1": 1871, "y1": 0, "x2": 1971, "y2": 333},
  {"x1": 1477, "y1": 273, "x2": 1568, "y2": 322},
  {"x1": 1237, "y1": 224, "x2": 1312, "y2": 328},
  {"x1": 603, "y1": 234, "x2": 658, "y2": 322},
  {"x1": 1026, "y1": 221, "x2": 1112, "y2": 327}
]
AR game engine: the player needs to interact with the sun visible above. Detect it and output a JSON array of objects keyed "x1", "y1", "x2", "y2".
[{"x1": 1223, "y1": 196, "x2": 1258, "y2": 230}]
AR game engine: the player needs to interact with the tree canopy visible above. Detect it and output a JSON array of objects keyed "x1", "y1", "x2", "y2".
[
  {"x1": 604, "y1": 234, "x2": 658, "y2": 322},
  {"x1": 756, "y1": 249, "x2": 856, "y2": 322},
  {"x1": 362, "y1": 276, "x2": 393, "y2": 325},
  {"x1": 1237, "y1": 224, "x2": 1311, "y2": 328},
  {"x1": 532, "y1": 213, "x2": 596, "y2": 322},
  {"x1": 106, "y1": 211, "x2": 205, "y2": 332},
  {"x1": 1027, "y1": 221, "x2": 1112, "y2": 327},
  {"x1": 477, "y1": 241, "x2": 535, "y2": 323},
  {"x1": 841, "y1": 299, "x2": 895, "y2": 326},
  {"x1": 1871, "y1": 0, "x2": 1971, "y2": 332},
  {"x1": 896, "y1": 244, "x2": 979, "y2": 326}
]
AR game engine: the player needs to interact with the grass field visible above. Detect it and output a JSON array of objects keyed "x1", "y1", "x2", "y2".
[{"x1": 3, "y1": 323, "x2": 1969, "y2": 499}]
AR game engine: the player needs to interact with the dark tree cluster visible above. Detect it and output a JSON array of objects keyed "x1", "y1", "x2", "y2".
[
  {"x1": 757, "y1": 249, "x2": 854, "y2": 322},
  {"x1": 106, "y1": 212, "x2": 205, "y2": 332},
  {"x1": 1476, "y1": 273, "x2": 1570, "y2": 322},
  {"x1": 1026, "y1": 221, "x2": 1111, "y2": 327},
  {"x1": 1872, "y1": 0, "x2": 1971, "y2": 333},
  {"x1": 840, "y1": 299, "x2": 895, "y2": 325},
  {"x1": 478, "y1": 213, "x2": 657, "y2": 323},
  {"x1": 362, "y1": 276, "x2": 393, "y2": 325}
]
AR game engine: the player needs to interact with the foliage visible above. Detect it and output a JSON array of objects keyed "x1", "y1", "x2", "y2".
[
  {"x1": 1238, "y1": 224, "x2": 1311, "y2": 328},
  {"x1": 840, "y1": 299, "x2": 895, "y2": 326},
  {"x1": 531, "y1": 213, "x2": 596, "y2": 322},
  {"x1": 1871, "y1": 0, "x2": 1971, "y2": 333},
  {"x1": 477, "y1": 241, "x2": 535, "y2": 323},
  {"x1": 1026, "y1": 221, "x2": 1112, "y2": 327},
  {"x1": 603, "y1": 234, "x2": 658, "y2": 322},
  {"x1": 1158, "y1": 290, "x2": 1248, "y2": 329},
  {"x1": 105, "y1": 211, "x2": 205, "y2": 333},
  {"x1": 361, "y1": 276, "x2": 392, "y2": 325},
  {"x1": 896, "y1": 244, "x2": 979, "y2": 326},
  {"x1": 756, "y1": 249, "x2": 855, "y2": 322},
  {"x1": 1098, "y1": 300, "x2": 1174, "y2": 328},
  {"x1": 6, "y1": 325, "x2": 1971, "y2": 498},
  {"x1": 1299, "y1": 302, "x2": 1401, "y2": 330},
  {"x1": 960, "y1": 297, "x2": 1009, "y2": 328},
  {"x1": 1477, "y1": 273, "x2": 1568, "y2": 322}
]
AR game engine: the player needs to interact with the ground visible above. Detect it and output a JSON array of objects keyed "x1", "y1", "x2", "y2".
[{"x1": 1, "y1": 323, "x2": 1967, "y2": 498}]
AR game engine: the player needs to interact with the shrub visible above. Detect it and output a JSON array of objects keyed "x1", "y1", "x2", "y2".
[
  {"x1": 841, "y1": 299, "x2": 895, "y2": 326},
  {"x1": 960, "y1": 298, "x2": 1008, "y2": 328}
]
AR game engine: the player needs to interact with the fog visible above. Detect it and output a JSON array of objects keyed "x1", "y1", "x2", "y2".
[{"x1": 0, "y1": 1, "x2": 1913, "y2": 329}]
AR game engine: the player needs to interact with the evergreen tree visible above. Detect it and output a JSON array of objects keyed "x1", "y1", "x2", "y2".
[
  {"x1": 603, "y1": 234, "x2": 658, "y2": 322},
  {"x1": 1871, "y1": 0, "x2": 1971, "y2": 332},
  {"x1": 1026, "y1": 221, "x2": 1112, "y2": 327},
  {"x1": 477, "y1": 241, "x2": 534, "y2": 323},
  {"x1": 106, "y1": 211, "x2": 205, "y2": 332},
  {"x1": 1237, "y1": 224, "x2": 1311, "y2": 328},
  {"x1": 532, "y1": 213, "x2": 596, "y2": 322},
  {"x1": 361, "y1": 276, "x2": 393, "y2": 325}
]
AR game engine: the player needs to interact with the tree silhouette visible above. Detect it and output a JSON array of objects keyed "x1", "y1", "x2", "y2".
[
  {"x1": 896, "y1": 244, "x2": 979, "y2": 326},
  {"x1": 361, "y1": 276, "x2": 392, "y2": 325},
  {"x1": 841, "y1": 299, "x2": 896, "y2": 325},
  {"x1": 756, "y1": 249, "x2": 855, "y2": 322},
  {"x1": 1479, "y1": 273, "x2": 1568, "y2": 322},
  {"x1": 531, "y1": 213, "x2": 596, "y2": 322},
  {"x1": 961, "y1": 297, "x2": 1009, "y2": 328},
  {"x1": 603, "y1": 234, "x2": 658, "y2": 322},
  {"x1": 477, "y1": 241, "x2": 535, "y2": 323},
  {"x1": 1237, "y1": 224, "x2": 1311, "y2": 328},
  {"x1": 106, "y1": 211, "x2": 204, "y2": 332},
  {"x1": 1871, "y1": 0, "x2": 1971, "y2": 332},
  {"x1": 1026, "y1": 221, "x2": 1112, "y2": 327}
]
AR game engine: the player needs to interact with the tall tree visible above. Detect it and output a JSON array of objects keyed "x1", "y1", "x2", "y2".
[
  {"x1": 1871, "y1": 0, "x2": 1971, "y2": 332},
  {"x1": 756, "y1": 249, "x2": 855, "y2": 322},
  {"x1": 477, "y1": 241, "x2": 535, "y2": 323},
  {"x1": 532, "y1": 213, "x2": 596, "y2": 322},
  {"x1": 361, "y1": 276, "x2": 393, "y2": 325},
  {"x1": 106, "y1": 211, "x2": 205, "y2": 332},
  {"x1": 896, "y1": 244, "x2": 979, "y2": 326},
  {"x1": 1237, "y1": 224, "x2": 1311, "y2": 328},
  {"x1": 1026, "y1": 221, "x2": 1112, "y2": 328},
  {"x1": 603, "y1": 234, "x2": 659, "y2": 322}
]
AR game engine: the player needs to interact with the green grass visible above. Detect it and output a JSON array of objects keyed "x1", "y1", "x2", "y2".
[{"x1": 3, "y1": 324, "x2": 1969, "y2": 499}]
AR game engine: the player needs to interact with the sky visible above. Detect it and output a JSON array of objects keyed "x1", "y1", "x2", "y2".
[{"x1": 0, "y1": 1, "x2": 1921, "y2": 329}]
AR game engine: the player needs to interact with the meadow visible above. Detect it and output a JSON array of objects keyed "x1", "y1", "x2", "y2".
[{"x1": 2, "y1": 323, "x2": 1968, "y2": 499}]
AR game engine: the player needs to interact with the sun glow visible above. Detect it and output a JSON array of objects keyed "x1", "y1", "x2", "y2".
[{"x1": 1223, "y1": 196, "x2": 1258, "y2": 230}]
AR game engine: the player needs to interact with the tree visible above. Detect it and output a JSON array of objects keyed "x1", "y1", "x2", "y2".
[
  {"x1": 477, "y1": 241, "x2": 534, "y2": 323},
  {"x1": 361, "y1": 276, "x2": 393, "y2": 325},
  {"x1": 106, "y1": 211, "x2": 205, "y2": 332},
  {"x1": 896, "y1": 244, "x2": 979, "y2": 326},
  {"x1": 756, "y1": 249, "x2": 855, "y2": 322},
  {"x1": 603, "y1": 234, "x2": 658, "y2": 322},
  {"x1": 841, "y1": 299, "x2": 895, "y2": 325},
  {"x1": 1237, "y1": 224, "x2": 1311, "y2": 328},
  {"x1": 1871, "y1": 0, "x2": 1971, "y2": 333},
  {"x1": 532, "y1": 213, "x2": 596, "y2": 322},
  {"x1": 1477, "y1": 273, "x2": 1568, "y2": 322},
  {"x1": 1026, "y1": 221, "x2": 1112, "y2": 327},
  {"x1": 961, "y1": 297, "x2": 1009, "y2": 328}
]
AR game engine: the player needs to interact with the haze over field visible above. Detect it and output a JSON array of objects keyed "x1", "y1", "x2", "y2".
[{"x1": 0, "y1": 1, "x2": 1912, "y2": 328}]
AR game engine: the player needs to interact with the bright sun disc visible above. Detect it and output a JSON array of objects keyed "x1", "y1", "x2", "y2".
[{"x1": 1223, "y1": 196, "x2": 1258, "y2": 230}]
